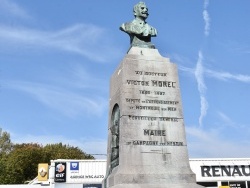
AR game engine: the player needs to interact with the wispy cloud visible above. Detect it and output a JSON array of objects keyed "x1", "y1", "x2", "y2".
[
  {"x1": 6, "y1": 80, "x2": 107, "y2": 118},
  {"x1": 204, "y1": 0, "x2": 209, "y2": 9},
  {"x1": 0, "y1": 24, "x2": 121, "y2": 62},
  {"x1": 195, "y1": 52, "x2": 206, "y2": 92},
  {"x1": 203, "y1": 0, "x2": 210, "y2": 36},
  {"x1": 190, "y1": 0, "x2": 211, "y2": 127},
  {"x1": 217, "y1": 111, "x2": 237, "y2": 128},
  {"x1": 181, "y1": 47, "x2": 250, "y2": 127},
  {"x1": 216, "y1": 112, "x2": 250, "y2": 132},
  {"x1": 0, "y1": 1, "x2": 121, "y2": 62},
  {"x1": 67, "y1": 63, "x2": 108, "y2": 91},
  {"x1": 214, "y1": 39, "x2": 250, "y2": 55},
  {"x1": 186, "y1": 126, "x2": 250, "y2": 158},
  {"x1": 0, "y1": 0, "x2": 30, "y2": 19},
  {"x1": 180, "y1": 64, "x2": 250, "y2": 84},
  {"x1": 194, "y1": 51, "x2": 208, "y2": 127},
  {"x1": 178, "y1": 65, "x2": 194, "y2": 74},
  {"x1": 206, "y1": 69, "x2": 250, "y2": 83},
  {"x1": 203, "y1": 10, "x2": 210, "y2": 37}
]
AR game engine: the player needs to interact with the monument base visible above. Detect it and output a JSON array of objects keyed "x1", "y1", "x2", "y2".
[
  {"x1": 104, "y1": 47, "x2": 204, "y2": 188},
  {"x1": 107, "y1": 167, "x2": 204, "y2": 188}
]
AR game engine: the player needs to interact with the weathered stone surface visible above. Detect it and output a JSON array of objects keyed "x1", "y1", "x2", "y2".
[{"x1": 104, "y1": 47, "x2": 204, "y2": 188}]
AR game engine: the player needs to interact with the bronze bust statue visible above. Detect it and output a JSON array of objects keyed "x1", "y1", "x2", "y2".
[{"x1": 120, "y1": 2, "x2": 157, "y2": 49}]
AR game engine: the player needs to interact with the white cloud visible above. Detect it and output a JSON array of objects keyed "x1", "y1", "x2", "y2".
[
  {"x1": 195, "y1": 52, "x2": 206, "y2": 93},
  {"x1": 68, "y1": 63, "x2": 107, "y2": 91},
  {"x1": 206, "y1": 69, "x2": 250, "y2": 83},
  {"x1": 180, "y1": 59, "x2": 250, "y2": 129},
  {"x1": 204, "y1": 0, "x2": 209, "y2": 9},
  {"x1": 0, "y1": 0, "x2": 30, "y2": 19},
  {"x1": 187, "y1": 126, "x2": 250, "y2": 158},
  {"x1": 203, "y1": 0, "x2": 210, "y2": 37},
  {"x1": 0, "y1": 1, "x2": 122, "y2": 62},
  {"x1": 180, "y1": 64, "x2": 250, "y2": 84},
  {"x1": 0, "y1": 24, "x2": 121, "y2": 63},
  {"x1": 216, "y1": 111, "x2": 250, "y2": 131},
  {"x1": 217, "y1": 111, "x2": 232, "y2": 123},
  {"x1": 194, "y1": 51, "x2": 208, "y2": 127},
  {"x1": 200, "y1": 96, "x2": 208, "y2": 126},
  {"x1": 6, "y1": 80, "x2": 107, "y2": 118},
  {"x1": 179, "y1": 52, "x2": 249, "y2": 128},
  {"x1": 178, "y1": 65, "x2": 194, "y2": 74},
  {"x1": 203, "y1": 10, "x2": 210, "y2": 37}
]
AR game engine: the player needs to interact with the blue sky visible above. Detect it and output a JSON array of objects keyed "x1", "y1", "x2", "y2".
[{"x1": 0, "y1": 0, "x2": 250, "y2": 159}]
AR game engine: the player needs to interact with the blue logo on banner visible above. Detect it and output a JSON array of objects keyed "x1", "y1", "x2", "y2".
[{"x1": 70, "y1": 162, "x2": 79, "y2": 170}]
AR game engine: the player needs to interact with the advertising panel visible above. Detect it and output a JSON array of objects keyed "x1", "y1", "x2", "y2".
[
  {"x1": 67, "y1": 160, "x2": 106, "y2": 184},
  {"x1": 38, "y1": 163, "x2": 49, "y2": 181},
  {"x1": 55, "y1": 162, "x2": 67, "y2": 182},
  {"x1": 189, "y1": 159, "x2": 250, "y2": 182}
]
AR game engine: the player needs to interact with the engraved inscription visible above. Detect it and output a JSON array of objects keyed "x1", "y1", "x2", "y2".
[
  {"x1": 143, "y1": 100, "x2": 179, "y2": 105},
  {"x1": 135, "y1": 71, "x2": 143, "y2": 75},
  {"x1": 151, "y1": 80, "x2": 176, "y2": 88},
  {"x1": 160, "y1": 142, "x2": 184, "y2": 146},
  {"x1": 128, "y1": 140, "x2": 184, "y2": 146},
  {"x1": 168, "y1": 107, "x2": 176, "y2": 111},
  {"x1": 126, "y1": 98, "x2": 179, "y2": 112},
  {"x1": 128, "y1": 115, "x2": 180, "y2": 122},
  {"x1": 127, "y1": 79, "x2": 176, "y2": 88},
  {"x1": 136, "y1": 106, "x2": 160, "y2": 110},
  {"x1": 144, "y1": 129, "x2": 166, "y2": 136},
  {"x1": 144, "y1": 72, "x2": 167, "y2": 77},
  {"x1": 135, "y1": 71, "x2": 167, "y2": 77},
  {"x1": 139, "y1": 90, "x2": 150, "y2": 94},
  {"x1": 126, "y1": 98, "x2": 140, "y2": 103},
  {"x1": 159, "y1": 117, "x2": 178, "y2": 122},
  {"x1": 129, "y1": 115, "x2": 157, "y2": 121},
  {"x1": 127, "y1": 80, "x2": 149, "y2": 86},
  {"x1": 161, "y1": 107, "x2": 177, "y2": 111},
  {"x1": 154, "y1": 91, "x2": 165, "y2": 95},
  {"x1": 138, "y1": 90, "x2": 166, "y2": 95},
  {"x1": 133, "y1": 140, "x2": 159, "y2": 145}
]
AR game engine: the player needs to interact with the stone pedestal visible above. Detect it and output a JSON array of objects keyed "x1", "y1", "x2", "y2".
[{"x1": 104, "y1": 47, "x2": 204, "y2": 188}]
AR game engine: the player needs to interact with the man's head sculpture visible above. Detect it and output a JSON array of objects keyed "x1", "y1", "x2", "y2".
[{"x1": 133, "y1": 2, "x2": 149, "y2": 20}]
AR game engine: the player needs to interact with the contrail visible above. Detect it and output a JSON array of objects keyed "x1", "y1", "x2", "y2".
[
  {"x1": 195, "y1": 0, "x2": 211, "y2": 126},
  {"x1": 204, "y1": 0, "x2": 209, "y2": 9},
  {"x1": 195, "y1": 51, "x2": 208, "y2": 127},
  {"x1": 203, "y1": 10, "x2": 210, "y2": 37},
  {"x1": 203, "y1": 0, "x2": 210, "y2": 37}
]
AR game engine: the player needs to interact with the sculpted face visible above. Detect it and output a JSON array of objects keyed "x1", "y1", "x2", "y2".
[{"x1": 134, "y1": 2, "x2": 148, "y2": 19}]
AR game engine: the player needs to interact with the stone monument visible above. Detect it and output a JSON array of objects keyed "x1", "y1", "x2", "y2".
[{"x1": 103, "y1": 2, "x2": 204, "y2": 188}]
